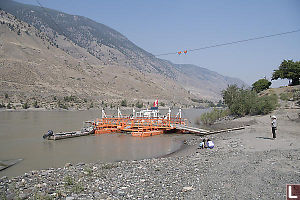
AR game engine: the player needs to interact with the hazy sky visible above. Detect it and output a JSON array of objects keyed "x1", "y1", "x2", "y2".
[{"x1": 15, "y1": 0, "x2": 300, "y2": 87}]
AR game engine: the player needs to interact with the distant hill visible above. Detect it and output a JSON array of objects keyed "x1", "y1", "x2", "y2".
[
  {"x1": 174, "y1": 64, "x2": 247, "y2": 99},
  {"x1": 0, "y1": 0, "x2": 247, "y2": 109}
]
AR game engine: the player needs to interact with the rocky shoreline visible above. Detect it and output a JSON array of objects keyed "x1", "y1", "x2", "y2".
[{"x1": 1, "y1": 109, "x2": 300, "y2": 199}]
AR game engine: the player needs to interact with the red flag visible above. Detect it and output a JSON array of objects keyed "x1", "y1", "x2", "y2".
[{"x1": 153, "y1": 99, "x2": 158, "y2": 107}]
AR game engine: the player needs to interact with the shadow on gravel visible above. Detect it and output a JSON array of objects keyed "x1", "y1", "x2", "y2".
[{"x1": 256, "y1": 136, "x2": 274, "y2": 140}]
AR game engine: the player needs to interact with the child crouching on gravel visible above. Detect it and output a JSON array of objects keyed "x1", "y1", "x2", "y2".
[
  {"x1": 207, "y1": 139, "x2": 214, "y2": 149},
  {"x1": 199, "y1": 139, "x2": 206, "y2": 149}
]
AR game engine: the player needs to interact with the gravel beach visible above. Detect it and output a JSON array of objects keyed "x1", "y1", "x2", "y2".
[{"x1": 1, "y1": 108, "x2": 299, "y2": 199}]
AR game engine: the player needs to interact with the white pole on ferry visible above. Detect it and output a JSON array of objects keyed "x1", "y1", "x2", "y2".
[
  {"x1": 179, "y1": 108, "x2": 182, "y2": 118},
  {"x1": 118, "y1": 107, "x2": 122, "y2": 118},
  {"x1": 132, "y1": 108, "x2": 135, "y2": 119},
  {"x1": 102, "y1": 109, "x2": 107, "y2": 119}
]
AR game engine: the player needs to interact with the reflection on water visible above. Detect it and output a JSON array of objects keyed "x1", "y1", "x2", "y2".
[{"x1": 0, "y1": 109, "x2": 208, "y2": 177}]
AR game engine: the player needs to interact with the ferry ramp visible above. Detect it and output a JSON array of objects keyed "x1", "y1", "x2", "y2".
[{"x1": 173, "y1": 124, "x2": 209, "y2": 135}]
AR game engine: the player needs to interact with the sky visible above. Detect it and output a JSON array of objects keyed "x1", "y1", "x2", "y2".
[{"x1": 15, "y1": 0, "x2": 300, "y2": 87}]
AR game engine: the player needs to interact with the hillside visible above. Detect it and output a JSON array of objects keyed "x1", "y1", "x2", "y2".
[
  {"x1": 0, "y1": 0, "x2": 247, "y2": 109},
  {"x1": 174, "y1": 64, "x2": 246, "y2": 100},
  {"x1": 0, "y1": 10, "x2": 193, "y2": 109}
]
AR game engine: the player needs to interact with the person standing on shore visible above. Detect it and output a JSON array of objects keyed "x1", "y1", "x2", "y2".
[{"x1": 271, "y1": 116, "x2": 277, "y2": 139}]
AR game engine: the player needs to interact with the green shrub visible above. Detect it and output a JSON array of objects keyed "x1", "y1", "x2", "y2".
[
  {"x1": 22, "y1": 102, "x2": 30, "y2": 109},
  {"x1": 64, "y1": 95, "x2": 77, "y2": 102},
  {"x1": 64, "y1": 176, "x2": 73, "y2": 186},
  {"x1": 252, "y1": 79, "x2": 271, "y2": 93},
  {"x1": 72, "y1": 183, "x2": 84, "y2": 193},
  {"x1": 135, "y1": 101, "x2": 143, "y2": 108},
  {"x1": 199, "y1": 108, "x2": 230, "y2": 125},
  {"x1": 250, "y1": 94, "x2": 278, "y2": 115},
  {"x1": 33, "y1": 100, "x2": 39, "y2": 108},
  {"x1": 280, "y1": 92, "x2": 293, "y2": 101},
  {"x1": 293, "y1": 90, "x2": 300, "y2": 100},
  {"x1": 223, "y1": 85, "x2": 278, "y2": 117},
  {"x1": 58, "y1": 100, "x2": 68, "y2": 110},
  {"x1": 6, "y1": 102, "x2": 12, "y2": 109},
  {"x1": 102, "y1": 163, "x2": 118, "y2": 170},
  {"x1": 121, "y1": 99, "x2": 127, "y2": 107},
  {"x1": 208, "y1": 102, "x2": 216, "y2": 107}
]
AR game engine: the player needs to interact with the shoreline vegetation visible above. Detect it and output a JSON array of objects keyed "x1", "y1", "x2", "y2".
[
  {"x1": 197, "y1": 85, "x2": 300, "y2": 126},
  {"x1": 0, "y1": 95, "x2": 219, "y2": 112}
]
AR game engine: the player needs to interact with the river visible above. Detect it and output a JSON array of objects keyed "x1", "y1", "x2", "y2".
[{"x1": 0, "y1": 108, "x2": 208, "y2": 177}]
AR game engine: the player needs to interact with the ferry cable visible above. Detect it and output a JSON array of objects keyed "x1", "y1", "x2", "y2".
[{"x1": 155, "y1": 29, "x2": 300, "y2": 56}]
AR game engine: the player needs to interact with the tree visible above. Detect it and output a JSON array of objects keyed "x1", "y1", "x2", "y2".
[
  {"x1": 22, "y1": 102, "x2": 30, "y2": 109},
  {"x1": 89, "y1": 102, "x2": 94, "y2": 109},
  {"x1": 222, "y1": 85, "x2": 240, "y2": 108},
  {"x1": 6, "y1": 102, "x2": 12, "y2": 109},
  {"x1": 121, "y1": 99, "x2": 127, "y2": 107},
  {"x1": 272, "y1": 60, "x2": 300, "y2": 86},
  {"x1": 33, "y1": 100, "x2": 39, "y2": 108},
  {"x1": 135, "y1": 101, "x2": 143, "y2": 108},
  {"x1": 252, "y1": 79, "x2": 271, "y2": 93}
]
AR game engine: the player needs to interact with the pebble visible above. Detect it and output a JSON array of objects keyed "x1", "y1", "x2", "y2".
[
  {"x1": 65, "y1": 163, "x2": 72, "y2": 168},
  {"x1": 182, "y1": 187, "x2": 194, "y2": 192}
]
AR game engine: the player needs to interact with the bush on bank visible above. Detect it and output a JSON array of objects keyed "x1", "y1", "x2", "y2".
[
  {"x1": 198, "y1": 108, "x2": 230, "y2": 125},
  {"x1": 222, "y1": 85, "x2": 278, "y2": 117}
]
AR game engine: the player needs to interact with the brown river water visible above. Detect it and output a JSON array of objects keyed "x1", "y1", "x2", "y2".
[{"x1": 0, "y1": 108, "x2": 208, "y2": 178}]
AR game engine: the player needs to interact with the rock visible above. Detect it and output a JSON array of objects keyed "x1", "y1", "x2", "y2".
[
  {"x1": 66, "y1": 197, "x2": 75, "y2": 200},
  {"x1": 41, "y1": 171, "x2": 48, "y2": 176},
  {"x1": 77, "y1": 162, "x2": 85, "y2": 166},
  {"x1": 19, "y1": 193, "x2": 29, "y2": 199},
  {"x1": 117, "y1": 190, "x2": 125, "y2": 196},
  {"x1": 65, "y1": 163, "x2": 72, "y2": 168},
  {"x1": 182, "y1": 187, "x2": 194, "y2": 192},
  {"x1": 50, "y1": 193, "x2": 57, "y2": 197},
  {"x1": 6, "y1": 193, "x2": 16, "y2": 200}
]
